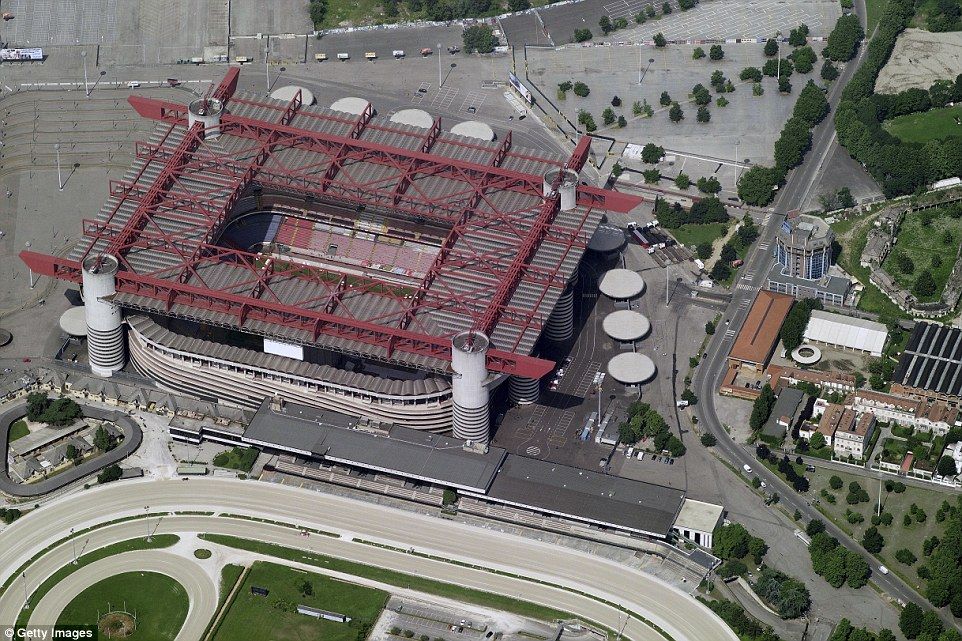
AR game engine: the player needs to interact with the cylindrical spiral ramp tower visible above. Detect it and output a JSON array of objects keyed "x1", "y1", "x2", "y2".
[
  {"x1": 451, "y1": 331, "x2": 490, "y2": 444},
  {"x1": 508, "y1": 374, "x2": 540, "y2": 405},
  {"x1": 544, "y1": 269, "x2": 579, "y2": 344},
  {"x1": 187, "y1": 98, "x2": 224, "y2": 139},
  {"x1": 542, "y1": 168, "x2": 579, "y2": 212},
  {"x1": 82, "y1": 255, "x2": 125, "y2": 377}
]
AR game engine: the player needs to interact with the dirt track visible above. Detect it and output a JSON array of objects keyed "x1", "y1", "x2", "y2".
[{"x1": 876, "y1": 28, "x2": 962, "y2": 93}]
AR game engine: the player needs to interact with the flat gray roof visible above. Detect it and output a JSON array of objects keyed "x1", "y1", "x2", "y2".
[
  {"x1": 767, "y1": 264, "x2": 851, "y2": 296},
  {"x1": 243, "y1": 401, "x2": 506, "y2": 492},
  {"x1": 483, "y1": 455, "x2": 685, "y2": 538},
  {"x1": 762, "y1": 387, "x2": 807, "y2": 439}
]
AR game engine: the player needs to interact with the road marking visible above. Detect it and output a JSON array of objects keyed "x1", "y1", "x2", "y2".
[
  {"x1": 725, "y1": 329, "x2": 736, "y2": 338},
  {"x1": 525, "y1": 446, "x2": 541, "y2": 456}
]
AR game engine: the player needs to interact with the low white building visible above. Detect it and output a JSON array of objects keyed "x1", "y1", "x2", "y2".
[
  {"x1": 803, "y1": 310, "x2": 888, "y2": 357},
  {"x1": 673, "y1": 498, "x2": 725, "y2": 549}
]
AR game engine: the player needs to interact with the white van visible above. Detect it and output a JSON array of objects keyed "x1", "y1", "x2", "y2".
[
  {"x1": 392, "y1": 50, "x2": 405, "y2": 58},
  {"x1": 336, "y1": 52, "x2": 350, "y2": 61},
  {"x1": 878, "y1": 565, "x2": 889, "y2": 575},
  {"x1": 676, "y1": 400, "x2": 689, "y2": 408}
]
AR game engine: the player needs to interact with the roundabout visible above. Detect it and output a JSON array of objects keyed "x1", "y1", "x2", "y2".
[{"x1": 0, "y1": 478, "x2": 739, "y2": 641}]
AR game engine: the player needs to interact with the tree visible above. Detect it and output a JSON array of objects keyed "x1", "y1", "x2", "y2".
[
  {"x1": 635, "y1": 11, "x2": 647, "y2": 23},
  {"x1": 508, "y1": 0, "x2": 531, "y2": 9},
  {"x1": 681, "y1": 389, "x2": 698, "y2": 405},
  {"x1": 93, "y1": 425, "x2": 114, "y2": 452},
  {"x1": 712, "y1": 523, "x2": 752, "y2": 559},
  {"x1": 900, "y1": 602, "x2": 924, "y2": 639},
  {"x1": 936, "y1": 455, "x2": 957, "y2": 477},
  {"x1": 309, "y1": 0, "x2": 328, "y2": 28},
  {"x1": 740, "y1": 67, "x2": 763, "y2": 82},
  {"x1": 862, "y1": 526, "x2": 884, "y2": 553},
  {"x1": 693, "y1": 47, "x2": 705, "y2": 60},
  {"x1": 643, "y1": 169, "x2": 661, "y2": 184},
  {"x1": 572, "y1": 81, "x2": 590, "y2": 97},
  {"x1": 806, "y1": 519, "x2": 826, "y2": 537},
  {"x1": 26, "y1": 392, "x2": 50, "y2": 421},
  {"x1": 659, "y1": 91, "x2": 671, "y2": 106},
  {"x1": 778, "y1": 77, "x2": 792, "y2": 94},
  {"x1": 720, "y1": 243, "x2": 736, "y2": 263},
  {"x1": 66, "y1": 444, "x2": 79, "y2": 462},
  {"x1": 574, "y1": 28, "x2": 593, "y2": 42},
  {"x1": 750, "y1": 384, "x2": 775, "y2": 430},
  {"x1": 558, "y1": 80, "x2": 573, "y2": 95},
  {"x1": 895, "y1": 548, "x2": 918, "y2": 565},
  {"x1": 709, "y1": 44, "x2": 724, "y2": 60},
  {"x1": 617, "y1": 115, "x2": 627, "y2": 128},
  {"x1": 662, "y1": 1, "x2": 671, "y2": 13},
  {"x1": 738, "y1": 165, "x2": 782, "y2": 206},
  {"x1": 675, "y1": 172, "x2": 691, "y2": 190},
  {"x1": 710, "y1": 261, "x2": 730, "y2": 281},
  {"x1": 794, "y1": 82, "x2": 829, "y2": 125},
  {"x1": 97, "y1": 464, "x2": 123, "y2": 484},
  {"x1": 764, "y1": 38, "x2": 778, "y2": 57},
  {"x1": 790, "y1": 46, "x2": 817, "y2": 74},
  {"x1": 696, "y1": 176, "x2": 721, "y2": 194},
  {"x1": 696, "y1": 242, "x2": 712, "y2": 259},
  {"x1": 653, "y1": 32, "x2": 667, "y2": 47},
  {"x1": 821, "y1": 60, "x2": 839, "y2": 81},
  {"x1": 845, "y1": 552, "x2": 870, "y2": 588},
  {"x1": 599, "y1": 15, "x2": 613, "y2": 34},
  {"x1": 753, "y1": 82, "x2": 764, "y2": 96},
  {"x1": 641, "y1": 143, "x2": 664, "y2": 163},
  {"x1": 717, "y1": 96, "x2": 729, "y2": 108},
  {"x1": 669, "y1": 102, "x2": 684, "y2": 122},
  {"x1": 788, "y1": 26, "x2": 807, "y2": 47},
  {"x1": 824, "y1": 14, "x2": 864, "y2": 62},
  {"x1": 692, "y1": 83, "x2": 711, "y2": 105},
  {"x1": 701, "y1": 433, "x2": 717, "y2": 447},
  {"x1": 810, "y1": 432, "x2": 826, "y2": 450},
  {"x1": 462, "y1": 25, "x2": 498, "y2": 53},
  {"x1": 602, "y1": 107, "x2": 616, "y2": 126},
  {"x1": 298, "y1": 579, "x2": 314, "y2": 596},
  {"x1": 914, "y1": 270, "x2": 937, "y2": 298},
  {"x1": 829, "y1": 475, "x2": 843, "y2": 490},
  {"x1": 696, "y1": 105, "x2": 711, "y2": 123}
]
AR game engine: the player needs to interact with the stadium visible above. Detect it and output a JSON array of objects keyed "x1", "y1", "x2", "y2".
[{"x1": 21, "y1": 68, "x2": 639, "y2": 444}]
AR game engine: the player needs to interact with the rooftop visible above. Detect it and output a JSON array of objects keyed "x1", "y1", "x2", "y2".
[
  {"x1": 482, "y1": 455, "x2": 685, "y2": 538},
  {"x1": 607, "y1": 352, "x2": 656, "y2": 385},
  {"x1": 598, "y1": 269, "x2": 646, "y2": 300},
  {"x1": 21, "y1": 69, "x2": 640, "y2": 380},
  {"x1": 729, "y1": 291, "x2": 795, "y2": 366},
  {"x1": 243, "y1": 400, "x2": 506, "y2": 492},
  {"x1": 895, "y1": 322, "x2": 962, "y2": 398},
  {"x1": 602, "y1": 310, "x2": 651, "y2": 342},
  {"x1": 674, "y1": 498, "x2": 725, "y2": 534},
  {"x1": 804, "y1": 310, "x2": 888, "y2": 355},
  {"x1": 762, "y1": 387, "x2": 807, "y2": 439}
]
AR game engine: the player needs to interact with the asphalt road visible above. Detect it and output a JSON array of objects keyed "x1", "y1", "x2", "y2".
[
  {"x1": 0, "y1": 478, "x2": 739, "y2": 641},
  {"x1": 691, "y1": 0, "x2": 958, "y2": 629},
  {"x1": 27, "y1": 550, "x2": 216, "y2": 641}
]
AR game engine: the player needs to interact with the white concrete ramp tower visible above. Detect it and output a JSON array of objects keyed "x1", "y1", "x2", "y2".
[
  {"x1": 451, "y1": 331, "x2": 490, "y2": 444},
  {"x1": 188, "y1": 98, "x2": 224, "y2": 139},
  {"x1": 82, "y1": 255, "x2": 125, "y2": 377}
]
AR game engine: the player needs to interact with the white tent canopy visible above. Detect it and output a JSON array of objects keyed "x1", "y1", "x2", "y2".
[{"x1": 803, "y1": 310, "x2": 888, "y2": 357}]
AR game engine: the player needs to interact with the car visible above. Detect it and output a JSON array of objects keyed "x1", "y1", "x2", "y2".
[
  {"x1": 467, "y1": 106, "x2": 477, "y2": 114},
  {"x1": 556, "y1": 368, "x2": 566, "y2": 377},
  {"x1": 417, "y1": 87, "x2": 428, "y2": 94},
  {"x1": 21, "y1": 358, "x2": 30, "y2": 363},
  {"x1": 805, "y1": 464, "x2": 816, "y2": 472},
  {"x1": 2, "y1": 368, "x2": 10, "y2": 373},
  {"x1": 668, "y1": 458, "x2": 674, "y2": 465},
  {"x1": 878, "y1": 565, "x2": 889, "y2": 575},
  {"x1": 743, "y1": 464, "x2": 753, "y2": 474},
  {"x1": 760, "y1": 481, "x2": 767, "y2": 488}
]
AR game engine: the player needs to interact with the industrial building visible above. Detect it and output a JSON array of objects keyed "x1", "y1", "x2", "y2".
[
  {"x1": 20, "y1": 69, "x2": 640, "y2": 444},
  {"x1": 727, "y1": 291, "x2": 794, "y2": 372},
  {"x1": 802, "y1": 310, "x2": 888, "y2": 357},
  {"x1": 767, "y1": 214, "x2": 851, "y2": 306},
  {"x1": 894, "y1": 322, "x2": 962, "y2": 404}
]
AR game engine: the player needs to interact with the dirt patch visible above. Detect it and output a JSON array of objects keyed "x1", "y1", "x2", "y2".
[
  {"x1": 98, "y1": 612, "x2": 136, "y2": 638},
  {"x1": 876, "y1": 28, "x2": 962, "y2": 93}
]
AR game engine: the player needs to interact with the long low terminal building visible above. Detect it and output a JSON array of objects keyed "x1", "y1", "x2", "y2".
[{"x1": 171, "y1": 398, "x2": 689, "y2": 540}]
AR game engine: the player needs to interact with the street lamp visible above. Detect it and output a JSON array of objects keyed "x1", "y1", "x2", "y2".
[
  {"x1": 638, "y1": 56, "x2": 655, "y2": 85},
  {"x1": 775, "y1": 31, "x2": 782, "y2": 79},
  {"x1": 437, "y1": 43, "x2": 442, "y2": 88},
  {"x1": 55, "y1": 143, "x2": 63, "y2": 191},
  {"x1": 81, "y1": 50, "x2": 89, "y2": 96},
  {"x1": 145, "y1": 505, "x2": 152, "y2": 542}
]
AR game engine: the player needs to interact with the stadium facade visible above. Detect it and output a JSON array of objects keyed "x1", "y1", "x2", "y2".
[{"x1": 22, "y1": 69, "x2": 639, "y2": 444}]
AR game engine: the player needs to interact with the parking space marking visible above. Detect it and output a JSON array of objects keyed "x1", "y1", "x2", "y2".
[
  {"x1": 573, "y1": 361, "x2": 602, "y2": 396},
  {"x1": 431, "y1": 86, "x2": 461, "y2": 109},
  {"x1": 549, "y1": 411, "x2": 574, "y2": 436},
  {"x1": 459, "y1": 91, "x2": 487, "y2": 114},
  {"x1": 411, "y1": 82, "x2": 431, "y2": 103}
]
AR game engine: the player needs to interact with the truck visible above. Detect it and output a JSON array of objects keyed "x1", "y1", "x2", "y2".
[
  {"x1": 392, "y1": 50, "x2": 405, "y2": 58},
  {"x1": 420, "y1": 47, "x2": 433, "y2": 56},
  {"x1": 314, "y1": 53, "x2": 328, "y2": 61},
  {"x1": 364, "y1": 51, "x2": 377, "y2": 60},
  {"x1": 337, "y1": 52, "x2": 350, "y2": 61}
]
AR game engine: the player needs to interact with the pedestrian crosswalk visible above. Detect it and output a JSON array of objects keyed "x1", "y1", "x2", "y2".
[{"x1": 725, "y1": 329, "x2": 737, "y2": 339}]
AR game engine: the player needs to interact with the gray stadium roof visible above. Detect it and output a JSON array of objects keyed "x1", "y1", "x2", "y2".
[
  {"x1": 59, "y1": 306, "x2": 87, "y2": 336},
  {"x1": 602, "y1": 310, "x2": 650, "y2": 342},
  {"x1": 607, "y1": 352, "x2": 656, "y2": 384},
  {"x1": 243, "y1": 400, "x2": 506, "y2": 492},
  {"x1": 482, "y1": 455, "x2": 685, "y2": 538},
  {"x1": 598, "y1": 269, "x2": 645, "y2": 300}
]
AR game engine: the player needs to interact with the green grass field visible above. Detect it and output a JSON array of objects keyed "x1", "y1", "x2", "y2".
[
  {"x1": 212, "y1": 447, "x2": 259, "y2": 472},
  {"x1": 213, "y1": 561, "x2": 387, "y2": 641},
  {"x1": 669, "y1": 222, "x2": 728, "y2": 250},
  {"x1": 15, "y1": 535, "x2": 179, "y2": 628},
  {"x1": 865, "y1": 0, "x2": 889, "y2": 34},
  {"x1": 880, "y1": 207, "x2": 962, "y2": 302},
  {"x1": 831, "y1": 213, "x2": 910, "y2": 319},
  {"x1": 884, "y1": 105, "x2": 962, "y2": 144},
  {"x1": 8, "y1": 419, "x2": 29, "y2": 442},
  {"x1": 811, "y1": 467, "x2": 949, "y2": 588},
  {"x1": 200, "y1": 534, "x2": 575, "y2": 624},
  {"x1": 57, "y1": 572, "x2": 189, "y2": 641}
]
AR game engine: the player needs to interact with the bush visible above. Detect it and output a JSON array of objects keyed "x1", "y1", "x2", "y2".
[
  {"x1": 659, "y1": 91, "x2": 671, "y2": 106},
  {"x1": 462, "y1": 25, "x2": 498, "y2": 53},
  {"x1": 696, "y1": 106, "x2": 711, "y2": 122},
  {"x1": 675, "y1": 173, "x2": 691, "y2": 190},
  {"x1": 709, "y1": 45, "x2": 724, "y2": 60},
  {"x1": 97, "y1": 464, "x2": 123, "y2": 484},
  {"x1": 895, "y1": 548, "x2": 917, "y2": 565},
  {"x1": 740, "y1": 66, "x2": 762, "y2": 82},
  {"x1": 572, "y1": 81, "x2": 590, "y2": 97},
  {"x1": 693, "y1": 47, "x2": 705, "y2": 60},
  {"x1": 653, "y1": 32, "x2": 667, "y2": 47},
  {"x1": 696, "y1": 177, "x2": 721, "y2": 194},
  {"x1": 701, "y1": 433, "x2": 717, "y2": 447},
  {"x1": 829, "y1": 475, "x2": 843, "y2": 490},
  {"x1": 574, "y1": 28, "x2": 593, "y2": 42}
]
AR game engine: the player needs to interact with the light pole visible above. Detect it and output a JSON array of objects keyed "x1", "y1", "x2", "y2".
[
  {"x1": 437, "y1": 43, "x2": 442, "y2": 88},
  {"x1": 70, "y1": 528, "x2": 78, "y2": 564},
  {"x1": 145, "y1": 505, "x2": 152, "y2": 542},
  {"x1": 81, "y1": 50, "x2": 89, "y2": 96},
  {"x1": 665, "y1": 264, "x2": 670, "y2": 307},
  {"x1": 775, "y1": 31, "x2": 782, "y2": 79},
  {"x1": 265, "y1": 47, "x2": 270, "y2": 94},
  {"x1": 55, "y1": 143, "x2": 63, "y2": 191},
  {"x1": 21, "y1": 572, "x2": 28, "y2": 610},
  {"x1": 638, "y1": 56, "x2": 654, "y2": 85}
]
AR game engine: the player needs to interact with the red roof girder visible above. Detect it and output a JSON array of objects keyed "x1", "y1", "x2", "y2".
[{"x1": 20, "y1": 251, "x2": 552, "y2": 378}]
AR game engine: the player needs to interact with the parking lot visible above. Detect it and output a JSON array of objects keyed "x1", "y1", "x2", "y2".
[{"x1": 527, "y1": 41, "x2": 816, "y2": 168}]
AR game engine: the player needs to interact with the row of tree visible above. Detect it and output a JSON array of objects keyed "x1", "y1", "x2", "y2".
[
  {"x1": 709, "y1": 215, "x2": 759, "y2": 281},
  {"x1": 26, "y1": 392, "x2": 83, "y2": 427},
  {"x1": 779, "y1": 297, "x2": 822, "y2": 352},
  {"x1": 753, "y1": 567, "x2": 811, "y2": 619},
  {"x1": 657, "y1": 195, "x2": 730, "y2": 229},
  {"x1": 809, "y1": 530, "x2": 871, "y2": 588},
  {"x1": 737, "y1": 80, "x2": 829, "y2": 205},
  {"x1": 824, "y1": 14, "x2": 865, "y2": 62}
]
